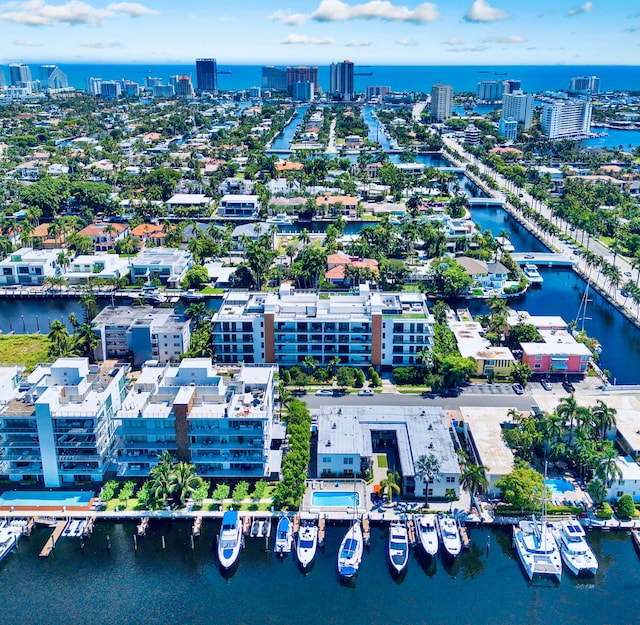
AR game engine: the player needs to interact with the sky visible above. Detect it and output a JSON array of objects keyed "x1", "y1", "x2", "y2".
[{"x1": 0, "y1": 0, "x2": 638, "y2": 66}]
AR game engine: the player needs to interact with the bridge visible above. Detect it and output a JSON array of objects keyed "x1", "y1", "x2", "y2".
[
  {"x1": 511, "y1": 252, "x2": 576, "y2": 267},
  {"x1": 469, "y1": 197, "x2": 505, "y2": 207}
]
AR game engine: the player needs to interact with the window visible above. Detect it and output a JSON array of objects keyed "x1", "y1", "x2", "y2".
[
  {"x1": 322, "y1": 457, "x2": 331, "y2": 464},
  {"x1": 343, "y1": 457, "x2": 353, "y2": 465},
  {"x1": 535, "y1": 354, "x2": 542, "y2": 360}
]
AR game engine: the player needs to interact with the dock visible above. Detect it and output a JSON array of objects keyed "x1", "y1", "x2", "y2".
[
  {"x1": 39, "y1": 520, "x2": 66, "y2": 557},
  {"x1": 407, "y1": 517, "x2": 416, "y2": 547},
  {"x1": 459, "y1": 523, "x2": 471, "y2": 549},
  {"x1": 362, "y1": 515, "x2": 371, "y2": 547},
  {"x1": 83, "y1": 516, "x2": 96, "y2": 537},
  {"x1": 192, "y1": 516, "x2": 202, "y2": 537},
  {"x1": 136, "y1": 517, "x2": 149, "y2": 536},
  {"x1": 292, "y1": 514, "x2": 300, "y2": 535},
  {"x1": 243, "y1": 515, "x2": 251, "y2": 535},
  {"x1": 317, "y1": 516, "x2": 325, "y2": 546}
]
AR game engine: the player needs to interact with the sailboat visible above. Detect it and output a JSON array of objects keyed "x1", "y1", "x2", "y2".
[
  {"x1": 337, "y1": 520, "x2": 364, "y2": 578},
  {"x1": 574, "y1": 279, "x2": 602, "y2": 352},
  {"x1": 512, "y1": 464, "x2": 562, "y2": 582}
]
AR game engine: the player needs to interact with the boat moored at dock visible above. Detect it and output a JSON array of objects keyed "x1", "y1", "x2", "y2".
[
  {"x1": 337, "y1": 521, "x2": 364, "y2": 578},
  {"x1": 523, "y1": 264, "x2": 544, "y2": 284},
  {"x1": 513, "y1": 517, "x2": 562, "y2": 582},
  {"x1": 550, "y1": 519, "x2": 598, "y2": 576},
  {"x1": 387, "y1": 521, "x2": 410, "y2": 575},
  {"x1": 274, "y1": 515, "x2": 293, "y2": 555},
  {"x1": 217, "y1": 511, "x2": 243, "y2": 570},
  {"x1": 0, "y1": 522, "x2": 22, "y2": 562},
  {"x1": 296, "y1": 521, "x2": 318, "y2": 570},
  {"x1": 416, "y1": 515, "x2": 439, "y2": 557},
  {"x1": 438, "y1": 515, "x2": 462, "y2": 558}
]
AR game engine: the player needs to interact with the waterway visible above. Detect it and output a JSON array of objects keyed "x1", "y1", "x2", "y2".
[
  {"x1": 581, "y1": 128, "x2": 640, "y2": 150},
  {"x1": 0, "y1": 520, "x2": 636, "y2": 625}
]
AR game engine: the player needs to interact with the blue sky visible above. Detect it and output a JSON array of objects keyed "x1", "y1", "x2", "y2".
[{"x1": 0, "y1": 0, "x2": 637, "y2": 65}]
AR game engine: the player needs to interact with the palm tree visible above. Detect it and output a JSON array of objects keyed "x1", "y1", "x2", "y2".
[
  {"x1": 590, "y1": 399, "x2": 617, "y2": 440},
  {"x1": 184, "y1": 302, "x2": 209, "y2": 329},
  {"x1": 459, "y1": 463, "x2": 489, "y2": 510},
  {"x1": 379, "y1": 470, "x2": 401, "y2": 503},
  {"x1": 414, "y1": 453, "x2": 441, "y2": 507},
  {"x1": 594, "y1": 449, "x2": 622, "y2": 486},
  {"x1": 75, "y1": 322, "x2": 100, "y2": 362},
  {"x1": 149, "y1": 451, "x2": 175, "y2": 505},
  {"x1": 169, "y1": 461, "x2": 202, "y2": 505},
  {"x1": 302, "y1": 356, "x2": 318, "y2": 376},
  {"x1": 556, "y1": 393, "x2": 578, "y2": 443}
]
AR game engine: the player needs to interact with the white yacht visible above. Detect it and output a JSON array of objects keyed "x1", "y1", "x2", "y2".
[
  {"x1": 0, "y1": 524, "x2": 21, "y2": 563},
  {"x1": 551, "y1": 519, "x2": 598, "y2": 576},
  {"x1": 337, "y1": 521, "x2": 364, "y2": 578},
  {"x1": 513, "y1": 517, "x2": 562, "y2": 582},
  {"x1": 217, "y1": 511, "x2": 243, "y2": 569},
  {"x1": 495, "y1": 236, "x2": 515, "y2": 252},
  {"x1": 274, "y1": 515, "x2": 293, "y2": 555},
  {"x1": 387, "y1": 521, "x2": 410, "y2": 575},
  {"x1": 415, "y1": 515, "x2": 439, "y2": 557},
  {"x1": 296, "y1": 521, "x2": 318, "y2": 570},
  {"x1": 523, "y1": 264, "x2": 544, "y2": 284},
  {"x1": 438, "y1": 515, "x2": 462, "y2": 558}
]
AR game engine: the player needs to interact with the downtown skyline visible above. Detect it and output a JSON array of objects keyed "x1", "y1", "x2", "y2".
[{"x1": 0, "y1": 0, "x2": 637, "y2": 66}]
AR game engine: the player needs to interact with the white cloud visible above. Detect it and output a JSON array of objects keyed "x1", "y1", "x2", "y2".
[
  {"x1": 80, "y1": 40, "x2": 124, "y2": 48},
  {"x1": 447, "y1": 44, "x2": 489, "y2": 52},
  {"x1": 345, "y1": 39, "x2": 372, "y2": 46},
  {"x1": 12, "y1": 39, "x2": 44, "y2": 46},
  {"x1": 443, "y1": 37, "x2": 463, "y2": 45},
  {"x1": 268, "y1": 9, "x2": 307, "y2": 25},
  {"x1": 280, "y1": 34, "x2": 333, "y2": 45},
  {"x1": 483, "y1": 35, "x2": 526, "y2": 43},
  {"x1": 464, "y1": 0, "x2": 509, "y2": 23},
  {"x1": 395, "y1": 37, "x2": 417, "y2": 46},
  {"x1": 0, "y1": 0, "x2": 156, "y2": 27},
  {"x1": 567, "y1": 2, "x2": 593, "y2": 16},
  {"x1": 311, "y1": 0, "x2": 439, "y2": 24}
]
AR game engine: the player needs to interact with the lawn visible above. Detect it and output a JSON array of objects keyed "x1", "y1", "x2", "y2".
[{"x1": 0, "y1": 334, "x2": 50, "y2": 372}]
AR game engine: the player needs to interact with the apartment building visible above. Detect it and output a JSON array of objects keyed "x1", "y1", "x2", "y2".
[
  {"x1": 211, "y1": 284, "x2": 435, "y2": 369},
  {"x1": 117, "y1": 359, "x2": 281, "y2": 480},
  {"x1": 541, "y1": 100, "x2": 592, "y2": 140},
  {"x1": 502, "y1": 91, "x2": 534, "y2": 129},
  {"x1": 129, "y1": 247, "x2": 193, "y2": 287},
  {"x1": 430, "y1": 83, "x2": 453, "y2": 122},
  {"x1": 92, "y1": 305, "x2": 191, "y2": 366},
  {"x1": 0, "y1": 358, "x2": 128, "y2": 487},
  {"x1": 0, "y1": 247, "x2": 60, "y2": 285}
]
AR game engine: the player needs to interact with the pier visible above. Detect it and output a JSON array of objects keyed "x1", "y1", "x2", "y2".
[
  {"x1": 39, "y1": 520, "x2": 66, "y2": 557},
  {"x1": 192, "y1": 516, "x2": 202, "y2": 537},
  {"x1": 511, "y1": 252, "x2": 575, "y2": 266}
]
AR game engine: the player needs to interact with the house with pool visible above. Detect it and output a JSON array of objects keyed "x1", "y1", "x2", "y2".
[{"x1": 313, "y1": 405, "x2": 461, "y2": 501}]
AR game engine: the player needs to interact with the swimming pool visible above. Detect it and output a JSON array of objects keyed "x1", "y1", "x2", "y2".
[
  {"x1": 0, "y1": 491, "x2": 94, "y2": 507},
  {"x1": 311, "y1": 492, "x2": 360, "y2": 507},
  {"x1": 547, "y1": 478, "x2": 576, "y2": 497}
]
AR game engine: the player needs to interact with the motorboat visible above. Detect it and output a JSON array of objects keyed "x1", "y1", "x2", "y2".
[
  {"x1": 495, "y1": 236, "x2": 515, "y2": 252},
  {"x1": 438, "y1": 515, "x2": 462, "y2": 558},
  {"x1": 387, "y1": 521, "x2": 410, "y2": 575},
  {"x1": 551, "y1": 519, "x2": 598, "y2": 576},
  {"x1": 415, "y1": 515, "x2": 439, "y2": 557},
  {"x1": 523, "y1": 264, "x2": 544, "y2": 284},
  {"x1": 337, "y1": 521, "x2": 364, "y2": 578},
  {"x1": 513, "y1": 517, "x2": 562, "y2": 582},
  {"x1": 296, "y1": 521, "x2": 318, "y2": 570},
  {"x1": 274, "y1": 515, "x2": 293, "y2": 555},
  {"x1": 265, "y1": 213, "x2": 293, "y2": 226},
  {"x1": 0, "y1": 524, "x2": 22, "y2": 563},
  {"x1": 217, "y1": 511, "x2": 243, "y2": 569}
]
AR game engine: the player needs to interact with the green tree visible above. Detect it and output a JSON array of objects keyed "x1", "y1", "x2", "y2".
[
  {"x1": 616, "y1": 494, "x2": 636, "y2": 519},
  {"x1": 459, "y1": 463, "x2": 490, "y2": 508},
  {"x1": 414, "y1": 453, "x2": 441, "y2": 506},
  {"x1": 182, "y1": 265, "x2": 210, "y2": 290},
  {"x1": 586, "y1": 479, "x2": 607, "y2": 506},
  {"x1": 380, "y1": 470, "x2": 401, "y2": 503},
  {"x1": 169, "y1": 461, "x2": 203, "y2": 505},
  {"x1": 495, "y1": 463, "x2": 545, "y2": 512}
]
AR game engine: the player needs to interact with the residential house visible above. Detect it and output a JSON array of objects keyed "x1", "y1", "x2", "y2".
[
  {"x1": 130, "y1": 223, "x2": 166, "y2": 247},
  {"x1": 129, "y1": 247, "x2": 193, "y2": 287},
  {"x1": 217, "y1": 194, "x2": 261, "y2": 218},
  {"x1": 325, "y1": 251, "x2": 379, "y2": 285},
  {"x1": 64, "y1": 253, "x2": 130, "y2": 285},
  {"x1": 315, "y1": 194, "x2": 359, "y2": 217},
  {"x1": 77, "y1": 222, "x2": 129, "y2": 252},
  {"x1": 0, "y1": 247, "x2": 60, "y2": 285}
]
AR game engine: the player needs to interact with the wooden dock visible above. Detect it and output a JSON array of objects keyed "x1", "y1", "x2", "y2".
[
  {"x1": 136, "y1": 517, "x2": 149, "y2": 536},
  {"x1": 459, "y1": 523, "x2": 471, "y2": 549},
  {"x1": 317, "y1": 517, "x2": 325, "y2": 546},
  {"x1": 83, "y1": 516, "x2": 96, "y2": 537},
  {"x1": 407, "y1": 518, "x2": 416, "y2": 546},
  {"x1": 292, "y1": 514, "x2": 300, "y2": 535},
  {"x1": 243, "y1": 515, "x2": 251, "y2": 536},
  {"x1": 192, "y1": 516, "x2": 202, "y2": 537},
  {"x1": 362, "y1": 516, "x2": 370, "y2": 546},
  {"x1": 39, "y1": 521, "x2": 66, "y2": 557},
  {"x1": 26, "y1": 517, "x2": 35, "y2": 535}
]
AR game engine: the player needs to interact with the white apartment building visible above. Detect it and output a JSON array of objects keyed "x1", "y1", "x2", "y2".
[
  {"x1": 0, "y1": 359, "x2": 129, "y2": 487},
  {"x1": 212, "y1": 284, "x2": 435, "y2": 368},
  {"x1": 92, "y1": 306, "x2": 191, "y2": 366},
  {"x1": 117, "y1": 359, "x2": 281, "y2": 480},
  {"x1": 316, "y1": 405, "x2": 461, "y2": 499},
  {"x1": 430, "y1": 83, "x2": 453, "y2": 122},
  {"x1": 64, "y1": 253, "x2": 130, "y2": 285},
  {"x1": 502, "y1": 91, "x2": 533, "y2": 129},
  {"x1": 129, "y1": 247, "x2": 193, "y2": 287},
  {"x1": 541, "y1": 100, "x2": 592, "y2": 140},
  {"x1": 569, "y1": 75, "x2": 600, "y2": 94}
]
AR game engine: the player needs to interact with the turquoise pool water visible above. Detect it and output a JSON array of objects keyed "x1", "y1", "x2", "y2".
[
  {"x1": 0, "y1": 491, "x2": 94, "y2": 507},
  {"x1": 311, "y1": 492, "x2": 360, "y2": 507},
  {"x1": 547, "y1": 478, "x2": 576, "y2": 496}
]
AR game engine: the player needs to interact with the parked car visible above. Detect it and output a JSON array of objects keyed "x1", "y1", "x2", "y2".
[
  {"x1": 357, "y1": 389, "x2": 374, "y2": 396},
  {"x1": 440, "y1": 387, "x2": 460, "y2": 398},
  {"x1": 540, "y1": 379, "x2": 552, "y2": 391},
  {"x1": 292, "y1": 389, "x2": 307, "y2": 397},
  {"x1": 512, "y1": 383, "x2": 524, "y2": 395},
  {"x1": 562, "y1": 380, "x2": 575, "y2": 393},
  {"x1": 315, "y1": 389, "x2": 333, "y2": 396}
]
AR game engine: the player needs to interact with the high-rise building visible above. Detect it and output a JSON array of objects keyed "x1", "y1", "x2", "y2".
[
  {"x1": 292, "y1": 81, "x2": 314, "y2": 102},
  {"x1": 196, "y1": 58, "x2": 217, "y2": 93},
  {"x1": 541, "y1": 100, "x2": 592, "y2": 140},
  {"x1": 9, "y1": 63, "x2": 32, "y2": 86},
  {"x1": 144, "y1": 76, "x2": 163, "y2": 89},
  {"x1": 365, "y1": 85, "x2": 391, "y2": 101},
  {"x1": 569, "y1": 75, "x2": 600, "y2": 94},
  {"x1": 261, "y1": 66, "x2": 287, "y2": 92},
  {"x1": 172, "y1": 75, "x2": 195, "y2": 98},
  {"x1": 99, "y1": 81, "x2": 122, "y2": 99},
  {"x1": 430, "y1": 83, "x2": 453, "y2": 121},
  {"x1": 329, "y1": 60, "x2": 354, "y2": 100},
  {"x1": 504, "y1": 79, "x2": 521, "y2": 93},
  {"x1": 286, "y1": 66, "x2": 318, "y2": 95},
  {"x1": 86, "y1": 77, "x2": 102, "y2": 95},
  {"x1": 502, "y1": 91, "x2": 534, "y2": 129},
  {"x1": 0, "y1": 69, "x2": 6, "y2": 88},
  {"x1": 39, "y1": 65, "x2": 68, "y2": 90},
  {"x1": 476, "y1": 80, "x2": 506, "y2": 101},
  {"x1": 498, "y1": 117, "x2": 518, "y2": 141}
]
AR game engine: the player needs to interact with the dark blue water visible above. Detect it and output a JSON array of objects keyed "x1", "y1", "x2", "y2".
[
  {"x1": 7, "y1": 64, "x2": 640, "y2": 94},
  {"x1": 0, "y1": 520, "x2": 636, "y2": 625},
  {"x1": 269, "y1": 106, "x2": 308, "y2": 151}
]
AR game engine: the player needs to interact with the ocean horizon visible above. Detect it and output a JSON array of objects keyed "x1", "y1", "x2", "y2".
[{"x1": 3, "y1": 63, "x2": 640, "y2": 94}]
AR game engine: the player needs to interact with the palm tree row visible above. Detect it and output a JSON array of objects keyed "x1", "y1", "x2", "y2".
[{"x1": 147, "y1": 450, "x2": 205, "y2": 508}]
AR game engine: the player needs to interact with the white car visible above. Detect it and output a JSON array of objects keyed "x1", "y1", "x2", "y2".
[
  {"x1": 315, "y1": 389, "x2": 333, "y2": 396},
  {"x1": 357, "y1": 389, "x2": 374, "y2": 396}
]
